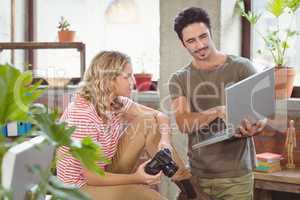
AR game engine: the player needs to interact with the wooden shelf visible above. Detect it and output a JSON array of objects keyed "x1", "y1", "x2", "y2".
[
  {"x1": 0, "y1": 42, "x2": 86, "y2": 78},
  {"x1": 0, "y1": 42, "x2": 85, "y2": 50}
]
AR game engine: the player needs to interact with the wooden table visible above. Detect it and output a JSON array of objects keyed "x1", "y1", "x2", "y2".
[{"x1": 254, "y1": 168, "x2": 300, "y2": 200}]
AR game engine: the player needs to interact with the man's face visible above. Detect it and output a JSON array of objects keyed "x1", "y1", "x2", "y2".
[{"x1": 181, "y1": 22, "x2": 214, "y2": 61}]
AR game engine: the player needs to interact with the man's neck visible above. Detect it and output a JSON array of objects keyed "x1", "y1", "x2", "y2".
[{"x1": 193, "y1": 51, "x2": 227, "y2": 70}]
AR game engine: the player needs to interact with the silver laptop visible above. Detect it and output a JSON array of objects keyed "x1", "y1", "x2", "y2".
[
  {"x1": 1, "y1": 135, "x2": 55, "y2": 200},
  {"x1": 192, "y1": 67, "x2": 275, "y2": 150}
]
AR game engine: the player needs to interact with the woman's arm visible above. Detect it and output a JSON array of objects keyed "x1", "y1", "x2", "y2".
[
  {"x1": 83, "y1": 160, "x2": 162, "y2": 186},
  {"x1": 124, "y1": 102, "x2": 171, "y2": 143},
  {"x1": 83, "y1": 170, "x2": 138, "y2": 186}
]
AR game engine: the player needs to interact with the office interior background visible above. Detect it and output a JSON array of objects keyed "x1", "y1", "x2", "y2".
[{"x1": 1, "y1": 0, "x2": 300, "y2": 199}]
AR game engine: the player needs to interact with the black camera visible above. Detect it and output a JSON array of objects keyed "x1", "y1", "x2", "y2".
[
  {"x1": 144, "y1": 148, "x2": 178, "y2": 177},
  {"x1": 145, "y1": 148, "x2": 197, "y2": 199}
]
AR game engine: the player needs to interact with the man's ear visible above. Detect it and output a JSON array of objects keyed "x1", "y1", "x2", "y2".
[
  {"x1": 181, "y1": 40, "x2": 186, "y2": 48},
  {"x1": 209, "y1": 29, "x2": 213, "y2": 39}
]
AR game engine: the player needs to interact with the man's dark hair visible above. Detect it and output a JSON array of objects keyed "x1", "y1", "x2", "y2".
[{"x1": 174, "y1": 7, "x2": 211, "y2": 42}]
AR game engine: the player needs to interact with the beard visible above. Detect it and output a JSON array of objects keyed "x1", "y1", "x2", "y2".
[{"x1": 193, "y1": 46, "x2": 210, "y2": 60}]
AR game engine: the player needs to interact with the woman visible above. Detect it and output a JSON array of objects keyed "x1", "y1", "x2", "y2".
[{"x1": 56, "y1": 51, "x2": 191, "y2": 200}]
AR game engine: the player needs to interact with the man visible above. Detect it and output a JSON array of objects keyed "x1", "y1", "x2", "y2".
[{"x1": 169, "y1": 7, "x2": 266, "y2": 200}]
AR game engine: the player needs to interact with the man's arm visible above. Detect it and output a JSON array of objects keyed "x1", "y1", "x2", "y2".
[{"x1": 171, "y1": 96, "x2": 225, "y2": 134}]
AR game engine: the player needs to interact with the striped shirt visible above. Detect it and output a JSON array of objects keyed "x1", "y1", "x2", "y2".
[{"x1": 56, "y1": 94, "x2": 134, "y2": 187}]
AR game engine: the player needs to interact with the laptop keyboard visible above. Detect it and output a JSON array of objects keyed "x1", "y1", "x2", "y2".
[
  {"x1": 198, "y1": 117, "x2": 227, "y2": 140},
  {"x1": 192, "y1": 118, "x2": 229, "y2": 149},
  {"x1": 205, "y1": 129, "x2": 227, "y2": 139}
]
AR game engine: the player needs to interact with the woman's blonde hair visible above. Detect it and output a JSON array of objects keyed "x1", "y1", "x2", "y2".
[{"x1": 78, "y1": 51, "x2": 130, "y2": 121}]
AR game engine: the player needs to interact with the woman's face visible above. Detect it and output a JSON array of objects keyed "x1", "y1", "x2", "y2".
[{"x1": 114, "y1": 63, "x2": 134, "y2": 97}]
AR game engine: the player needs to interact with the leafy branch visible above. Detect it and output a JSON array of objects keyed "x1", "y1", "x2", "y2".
[
  {"x1": 237, "y1": 0, "x2": 300, "y2": 67},
  {"x1": 57, "y1": 16, "x2": 71, "y2": 31},
  {"x1": 0, "y1": 64, "x2": 109, "y2": 199}
]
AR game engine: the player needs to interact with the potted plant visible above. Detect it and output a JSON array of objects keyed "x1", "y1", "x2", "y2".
[
  {"x1": 0, "y1": 64, "x2": 108, "y2": 199},
  {"x1": 57, "y1": 16, "x2": 76, "y2": 42},
  {"x1": 133, "y1": 53, "x2": 154, "y2": 92},
  {"x1": 134, "y1": 68, "x2": 153, "y2": 92},
  {"x1": 238, "y1": 0, "x2": 300, "y2": 99}
]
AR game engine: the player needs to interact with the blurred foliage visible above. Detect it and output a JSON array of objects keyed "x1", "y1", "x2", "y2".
[{"x1": 0, "y1": 64, "x2": 109, "y2": 200}]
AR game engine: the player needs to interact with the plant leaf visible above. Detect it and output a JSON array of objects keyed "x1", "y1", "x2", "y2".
[
  {"x1": 287, "y1": 29, "x2": 298, "y2": 37},
  {"x1": 0, "y1": 64, "x2": 44, "y2": 126},
  {"x1": 0, "y1": 185, "x2": 13, "y2": 200},
  {"x1": 30, "y1": 106, "x2": 109, "y2": 176},
  {"x1": 236, "y1": 0, "x2": 261, "y2": 25},
  {"x1": 70, "y1": 137, "x2": 110, "y2": 176},
  {"x1": 282, "y1": 41, "x2": 289, "y2": 49},
  {"x1": 30, "y1": 107, "x2": 74, "y2": 147},
  {"x1": 247, "y1": 11, "x2": 262, "y2": 24},
  {"x1": 286, "y1": 0, "x2": 300, "y2": 12},
  {"x1": 47, "y1": 175, "x2": 92, "y2": 200},
  {"x1": 266, "y1": 0, "x2": 288, "y2": 17}
]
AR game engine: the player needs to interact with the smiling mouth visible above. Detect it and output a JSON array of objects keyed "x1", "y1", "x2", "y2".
[{"x1": 195, "y1": 47, "x2": 208, "y2": 54}]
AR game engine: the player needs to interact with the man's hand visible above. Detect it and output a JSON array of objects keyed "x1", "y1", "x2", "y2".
[
  {"x1": 158, "y1": 139, "x2": 173, "y2": 152},
  {"x1": 208, "y1": 105, "x2": 226, "y2": 120},
  {"x1": 234, "y1": 118, "x2": 268, "y2": 138}
]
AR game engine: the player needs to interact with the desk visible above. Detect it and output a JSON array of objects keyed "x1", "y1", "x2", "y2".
[{"x1": 254, "y1": 168, "x2": 300, "y2": 200}]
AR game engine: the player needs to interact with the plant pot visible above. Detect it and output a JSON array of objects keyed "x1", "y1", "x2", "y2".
[
  {"x1": 275, "y1": 67, "x2": 296, "y2": 99},
  {"x1": 58, "y1": 30, "x2": 75, "y2": 42},
  {"x1": 46, "y1": 78, "x2": 70, "y2": 88},
  {"x1": 134, "y1": 73, "x2": 152, "y2": 91}
]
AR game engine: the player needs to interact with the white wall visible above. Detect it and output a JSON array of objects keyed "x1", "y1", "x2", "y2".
[
  {"x1": 0, "y1": 0, "x2": 11, "y2": 42},
  {"x1": 0, "y1": 0, "x2": 26, "y2": 70},
  {"x1": 35, "y1": 0, "x2": 160, "y2": 80},
  {"x1": 0, "y1": 0, "x2": 11, "y2": 64}
]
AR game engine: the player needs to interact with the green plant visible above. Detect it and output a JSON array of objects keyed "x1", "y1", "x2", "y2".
[
  {"x1": 237, "y1": 0, "x2": 300, "y2": 67},
  {"x1": 57, "y1": 16, "x2": 71, "y2": 31},
  {"x1": 0, "y1": 64, "x2": 109, "y2": 200}
]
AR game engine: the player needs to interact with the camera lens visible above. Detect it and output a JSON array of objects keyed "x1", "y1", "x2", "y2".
[{"x1": 163, "y1": 165, "x2": 177, "y2": 177}]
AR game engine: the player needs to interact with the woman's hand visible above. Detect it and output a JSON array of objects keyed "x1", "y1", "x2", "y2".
[
  {"x1": 134, "y1": 160, "x2": 162, "y2": 185},
  {"x1": 158, "y1": 139, "x2": 173, "y2": 152}
]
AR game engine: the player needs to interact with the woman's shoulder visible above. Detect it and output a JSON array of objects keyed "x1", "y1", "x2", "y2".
[
  {"x1": 63, "y1": 94, "x2": 101, "y2": 122},
  {"x1": 72, "y1": 94, "x2": 89, "y2": 106}
]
